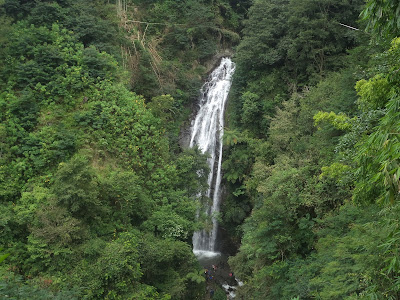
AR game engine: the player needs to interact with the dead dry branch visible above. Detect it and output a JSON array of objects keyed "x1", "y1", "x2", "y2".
[{"x1": 116, "y1": 2, "x2": 165, "y2": 89}]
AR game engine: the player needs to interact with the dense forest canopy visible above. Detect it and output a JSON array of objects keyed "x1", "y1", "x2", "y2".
[
  {"x1": 224, "y1": 0, "x2": 400, "y2": 299},
  {"x1": 0, "y1": 0, "x2": 400, "y2": 299}
]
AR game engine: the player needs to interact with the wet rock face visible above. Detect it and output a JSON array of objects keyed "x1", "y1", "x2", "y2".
[
  {"x1": 217, "y1": 225, "x2": 239, "y2": 256},
  {"x1": 179, "y1": 122, "x2": 192, "y2": 149},
  {"x1": 204, "y1": 49, "x2": 234, "y2": 75}
]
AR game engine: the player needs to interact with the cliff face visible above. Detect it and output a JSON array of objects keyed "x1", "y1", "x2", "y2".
[{"x1": 204, "y1": 49, "x2": 235, "y2": 74}]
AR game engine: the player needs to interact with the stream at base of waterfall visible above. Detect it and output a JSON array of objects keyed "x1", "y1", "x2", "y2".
[{"x1": 189, "y1": 58, "x2": 240, "y2": 298}]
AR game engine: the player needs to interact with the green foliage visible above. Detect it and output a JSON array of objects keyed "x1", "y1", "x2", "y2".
[
  {"x1": 223, "y1": 128, "x2": 242, "y2": 146},
  {"x1": 0, "y1": 272, "x2": 79, "y2": 299},
  {"x1": 240, "y1": 91, "x2": 262, "y2": 132},
  {"x1": 319, "y1": 162, "x2": 351, "y2": 182},
  {"x1": 174, "y1": 147, "x2": 209, "y2": 198},
  {"x1": 0, "y1": 248, "x2": 9, "y2": 263},
  {"x1": 87, "y1": 232, "x2": 142, "y2": 298},
  {"x1": 314, "y1": 111, "x2": 354, "y2": 131},
  {"x1": 353, "y1": 38, "x2": 400, "y2": 205},
  {"x1": 223, "y1": 145, "x2": 252, "y2": 184},
  {"x1": 213, "y1": 286, "x2": 228, "y2": 300},
  {"x1": 0, "y1": 3, "x2": 211, "y2": 297},
  {"x1": 355, "y1": 75, "x2": 391, "y2": 111},
  {"x1": 353, "y1": 95, "x2": 400, "y2": 205},
  {"x1": 361, "y1": 0, "x2": 400, "y2": 38},
  {"x1": 99, "y1": 170, "x2": 151, "y2": 226},
  {"x1": 230, "y1": 0, "x2": 363, "y2": 138},
  {"x1": 137, "y1": 233, "x2": 204, "y2": 299},
  {"x1": 141, "y1": 205, "x2": 193, "y2": 240},
  {"x1": 224, "y1": 0, "x2": 400, "y2": 299},
  {"x1": 4, "y1": 0, "x2": 400, "y2": 299},
  {"x1": 117, "y1": 0, "x2": 242, "y2": 103},
  {"x1": 232, "y1": 203, "x2": 387, "y2": 299},
  {"x1": 228, "y1": 33, "x2": 364, "y2": 298},
  {"x1": 2, "y1": 0, "x2": 122, "y2": 56},
  {"x1": 30, "y1": 200, "x2": 87, "y2": 247},
  {"x1": 147, "y1": 94, "x2": 176, "y2": 124},
  {"x1": 235, "y1": 0, "x2": 363, "y2": 87},
  {"x1": 53, "y1": 155, "x2": 101, "y2": 218}
]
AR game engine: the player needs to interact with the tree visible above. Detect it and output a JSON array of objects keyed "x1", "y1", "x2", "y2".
[
  {"x1": 361, "y1": 0, "x2": 400, "y2": 38},
  {"x1": 52, "y1": 155, "x2": 102, "y2": 219},
  {"x1": 353, "y1": 38, "x2": 400, "y2": 205}
]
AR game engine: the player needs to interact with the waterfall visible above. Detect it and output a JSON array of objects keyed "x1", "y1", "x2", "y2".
[{"x1": 190, "y1": 57, "x2": 235, "y2": 257}]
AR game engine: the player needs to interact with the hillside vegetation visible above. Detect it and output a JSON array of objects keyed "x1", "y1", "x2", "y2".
[
  {"x1": 224, "y1": 0, "x2": 400, "y2": 299},
  {"x1": 1, "y1": 0, "x2": 400, "y2": 299},
  {"x1": 0, "y1": 0, "x2": 243, "y2": 298}
]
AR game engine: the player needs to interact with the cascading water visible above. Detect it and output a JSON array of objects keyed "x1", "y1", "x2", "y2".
[{"x1": 190, "y1": 57, "x2": 235, "y2": 258}]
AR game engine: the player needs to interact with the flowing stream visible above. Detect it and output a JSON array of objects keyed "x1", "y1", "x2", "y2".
[{"x1": 189, "y1": 57, "x2": 235, "y2": 258}]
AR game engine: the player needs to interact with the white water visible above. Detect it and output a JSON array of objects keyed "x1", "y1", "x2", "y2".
[
  {"x1": 190, "y1": 57, "x2": 235, "y2": 256},
  {"x1": 222, "y1": 279, "x2": 244, "y2": 299}
]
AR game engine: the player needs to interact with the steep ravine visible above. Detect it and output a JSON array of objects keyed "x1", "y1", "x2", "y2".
[{"x1": 184, "y1": 56, "x2": 242, "y2": 299}]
